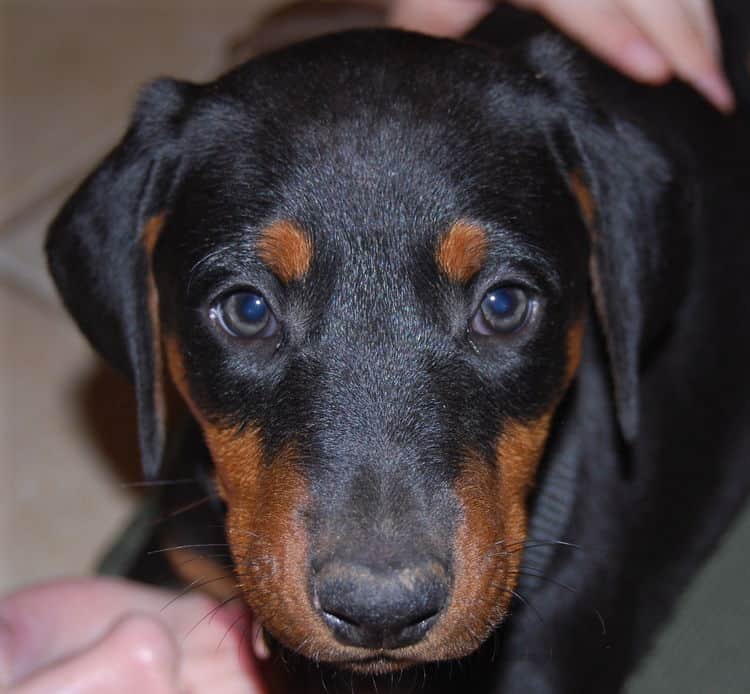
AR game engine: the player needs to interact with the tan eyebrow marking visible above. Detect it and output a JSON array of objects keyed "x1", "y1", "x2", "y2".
[
  {"x1": 256, "y1": 220, "x2": 313, "y2": 283},
  {"x1": 436, "y1": 220, "x2": 489, "y2": 283}
]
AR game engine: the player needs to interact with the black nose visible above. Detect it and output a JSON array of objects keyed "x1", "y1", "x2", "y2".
[{"x1": 314, "y1": 559, "x2": 449, "y2": 649}]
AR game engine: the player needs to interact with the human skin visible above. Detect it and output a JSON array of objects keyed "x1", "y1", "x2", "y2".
[
  {"x1": 387, "y1": 0, "x2": 734, "y2": 111},
  {"x1": 0, "y1": 578, "x2": 267, "y2": 694}
]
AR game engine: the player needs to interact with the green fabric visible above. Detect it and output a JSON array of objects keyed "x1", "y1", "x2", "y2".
[
  {"x1": 628, "y1": 502, "x2": 750, "y2": 693},
  {"x1": 97, "y1": 495, "x2": 160, "y2": 577}
]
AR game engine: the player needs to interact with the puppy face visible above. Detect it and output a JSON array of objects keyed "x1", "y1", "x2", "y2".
[
  {"x1": 48, "y1": 31, "x2": 666, "y2": 673},
  {"x1": 146, "y1": 39, "x2": 587, "y2": 672}
]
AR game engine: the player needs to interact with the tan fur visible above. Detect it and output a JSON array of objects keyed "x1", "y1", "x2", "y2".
[
  {"x1": 569, "y1": 172, "x2": 610, "y2": 367},
  {"x1": 565, "y1": 318, "x2": 586, "y2": 387},
  {"x1": 156, "y1": 217, "x2": 588, "y2": 670},
  {"x1": 142, "y1": 214, "x2": 167, "y2": 425},
  {"x1": 256, "y1": 219, "x2": 313, "y2": 283},
  {"x1": 568, "y1": 170, "x2": 596, "y2": 228},
  {"x1": 164, "y1": 547, "x2": 238, "y2": 601},
  {"x1": 163, "y1": 337, "x2": 337, "y2": 658},
  {"x1": 419, "y1": 317, "x2": 586, "y2": 661},
  {"x1": 436, "y1": 220, "x2": 489, "y2": 283}
]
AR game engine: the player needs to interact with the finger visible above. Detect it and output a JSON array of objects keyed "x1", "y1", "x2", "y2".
[
  {"x1": 174, "y1": 600, "x2": 269, "y2": 694},
  {"x1": 683, "y1": 0, "x2": 720, "y2": 57},
  {"x1": 11, "y1": 614, "x2": 179, "y2": 694},
  {"x1": 521, "y1": 0, "x2": 672, "y2": 82},
  {"x1": 0, "y1": 578, "x2": 177, "y2": 684},
  {"x1": 2, "y1": 578, "x2": 266, "y2": 694},
  {"x1": 621, "y1": 0, "x2": 713, "y2": 72},
  {"x1": 621, "y1": 0, "x2": 734, "y2": 110},
  {"x1": 388, "y1": 0, "x2": 494, "y2": 37}
]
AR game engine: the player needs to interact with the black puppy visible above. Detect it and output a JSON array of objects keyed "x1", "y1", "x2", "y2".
[{"x1": 46, "y1": 8, "x2": 750, "y2": 693}]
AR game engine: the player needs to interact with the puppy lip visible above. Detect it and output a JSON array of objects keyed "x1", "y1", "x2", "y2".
[
  {"x1": 334, "y1": 652, "x2": 429, "y2": 675},
  {"x1": 320, "y1": 640, "x2": 444, "y2": 666},
  {"x1": 252, "y1": 620, "x2": 272, "y2": 661}
]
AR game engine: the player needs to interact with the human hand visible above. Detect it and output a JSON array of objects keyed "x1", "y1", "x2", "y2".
[
  {"x1": 0, "y1": 577, "x2": 267, "y2": 694},
  {"x1": 387, "y1": 0, "x2": 734, "y2": 112}
]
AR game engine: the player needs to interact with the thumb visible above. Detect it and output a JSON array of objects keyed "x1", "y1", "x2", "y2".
[{"x1": 10, "y1": 615, "x2": 180, "y2": 694}]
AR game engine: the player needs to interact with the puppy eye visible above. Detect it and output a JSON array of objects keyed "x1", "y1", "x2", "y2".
[
  {"x1": 211, "y1": 290, "x2": 278, "y2": 339},
  {"x1": 471, "y1": 286, "x2": 531, "y2": 336}
]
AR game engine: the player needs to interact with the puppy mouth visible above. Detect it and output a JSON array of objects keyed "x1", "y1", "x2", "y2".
[
  {"x1": 337, "y1": 654, "x2": 424, "y2": 675},
  {"x1": 251, "y1": 617, "x2": 272, "y2": 661},
  {"x1": 253, "y1": 619, "x2": 431, "y2": 675}
]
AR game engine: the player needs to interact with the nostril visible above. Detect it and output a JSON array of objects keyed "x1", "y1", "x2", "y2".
[
  {"x1": 314, "y1": 559, "x2": 449, "y2": 650},
  {"x1": 321, "y1": 607, "x2": 361, "y2": 628},
  {"x1": 320, "y1": 602, "x2": 440, "y2": 633},
  {"x1": 404, "y1": 608, "x2": 439, "y2": 629}
]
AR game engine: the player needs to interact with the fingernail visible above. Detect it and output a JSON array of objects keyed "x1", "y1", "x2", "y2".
[
  {"x1": 693, "y1": 72, "x2": 736, "y2": 113},
  {"x1": 622, "y1": 40, "x2": 669, "y2": 82}
]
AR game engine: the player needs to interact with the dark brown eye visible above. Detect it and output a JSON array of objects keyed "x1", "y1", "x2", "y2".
[
  {"x1": 211, "y1": 290, "x2": 278, "y2": 339},
  {"x1": 471, "y1": 286, "x2": 531, "y2": 336}
]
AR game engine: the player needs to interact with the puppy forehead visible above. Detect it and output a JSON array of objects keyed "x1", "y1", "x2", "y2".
[
  {"x1": 179, "y1": 37, "x2": 554, "y2": 203},
  {"x1": 170, "y1": 131, "x2": 565, "y2": 273},
  {"x1": 163, "y1": 35, "x2": 583, "y2": 288}
]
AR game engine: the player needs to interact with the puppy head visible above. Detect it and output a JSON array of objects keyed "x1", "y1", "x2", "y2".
[{"x1": 47, "y1": 31, "x2": 675, "y2": 672}]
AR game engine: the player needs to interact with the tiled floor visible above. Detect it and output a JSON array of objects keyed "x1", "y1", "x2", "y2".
[{"x1": 0, "y1": 0, "x2": 285, "y2": 593}]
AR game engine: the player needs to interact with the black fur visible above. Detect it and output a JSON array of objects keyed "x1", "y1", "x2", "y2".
[{"x1": 47, "y1": 8, "x2": 750, "y2": 693}]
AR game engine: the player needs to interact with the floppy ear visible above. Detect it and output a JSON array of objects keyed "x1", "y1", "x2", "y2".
[
  {"x1": 46, "y1": 78, "x2": 195, "y2": 479},
  {"x1": 563, "y1": 123, "x2": 671, "y2": 443},
  {"x1": 528, "y1": 38, "x2": 686, "y2": 443}
]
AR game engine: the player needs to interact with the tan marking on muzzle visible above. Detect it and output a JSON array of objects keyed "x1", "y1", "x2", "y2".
[
  {"x1": 410, "y1": 316, "x2": 585, "y2": 661},
  {"x1": 160, "y1": 289, "x2": 587, "y2": 672},
  {"x1": 164, "y1": 547, "x2": 238, "y2": 601},
  {"x1": 163, "y1": 337, "x2": 336, "y2": 658},
  {"x1": 398, "y1": 412, "x2": 554, "y2": 664}
]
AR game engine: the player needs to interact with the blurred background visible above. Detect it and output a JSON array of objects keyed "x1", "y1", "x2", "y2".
[
  {"x1": 1, "y1": 1, "x2": 749, "y2": 691},
  {"x1": 0, "y1": 0, "x2": 294, "y2": 593}
]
